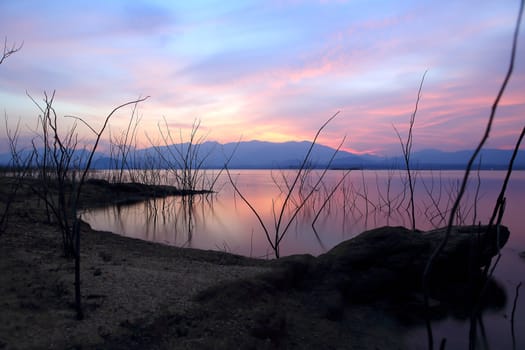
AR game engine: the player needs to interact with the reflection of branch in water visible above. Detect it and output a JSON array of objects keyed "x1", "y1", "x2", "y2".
[
  {"x1": 113, "y1": 204, "x2": 127, "y2": 236},
  {"x1": 311, "y1": 225, "x2": 326, "y2": 252},
  {"x1": 374, "y1": 171, "x2": 389, "y2": 214},
  {"x1": 385, "y1": 169, "x2": 402, "y2": 219},
  {"x1": 144, "y1": 199, "x2": 159, "y2": 239},
  {"x1": 468, "y1": 129, "x2": 525, "y2": 348},
  {"x1": 229, "y1": 173, "x2": 241, "y2": 210},
  {"x1": 312, "y1": 171, "x2": 351, "y2": 232},
  {"x1": 477, "y1": 315, "x2": 489, "y2": 350},
  {"x1": 215, "y1": 241, "x2": 232, "y2": 253},
  {"x1": 250, "y1": 229, "x2": 254, "y2": 258},
  {"x1": 422, "y1": 170, "x2": 446, "y2": 228},
  {"x1": 340, "y1": 179, "x2": 367, "y2": 231},
  {"x1": 177, "y1": 196, "x2": 195, "y2": 247},
  {"x1": 340, "y1": 179, "x2": 349, "y2": 235},
  {"x1": 396, "y1": 170, "x2": 408, "y2": 212},
  {"x1": 511, "y1": 281, "x2": 522, "y2": 350},
  {"x1": 173, "y1": 194, "x2": 217, "y2": 248}
]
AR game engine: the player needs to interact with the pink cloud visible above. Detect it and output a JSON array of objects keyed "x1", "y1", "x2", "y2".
[{"x1": 1, "y1": 1, "x2": 523, "y2": 158}]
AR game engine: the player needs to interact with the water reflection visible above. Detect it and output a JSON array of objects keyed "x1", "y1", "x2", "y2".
[
  {"x1": 81, "y1": 169, "x2": 525, "y2": 349},
  {"x1": 82, "y1": 170, "x2": 525, "y2": 257},
  {"x1": 94, "y1": 194, "x2": 215, "y2": 249}
]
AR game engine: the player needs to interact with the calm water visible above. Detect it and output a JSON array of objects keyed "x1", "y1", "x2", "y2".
[{"x1": 81, "y1": 169, "x2": 525, "y2": 349}]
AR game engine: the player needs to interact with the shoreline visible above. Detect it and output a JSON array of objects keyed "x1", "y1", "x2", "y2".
[
  {"x1": 2, "y1": 177, "x2": 512, "y2": 349},
  {"x1": 0, "y1": 216, "x2": 409, "y2": 349},
  {"x1": 0, "y1": 178, "x2": 408, "y2": 349}
]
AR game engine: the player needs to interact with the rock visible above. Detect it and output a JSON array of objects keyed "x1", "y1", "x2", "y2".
[
  {"x1": 314, "y1": 226, "x2": 429, "y2": 301},
  {"x1": 196, "y1": 225, "x2": 509, "y2": 317},
  {"x1": 268, "y1": 254, "x2": 315, "y2": 288},
  {"x1": 312, "y1": 225, "x2": 509, "y2": 302},
  {"x1": 425, "y1": 225, "x2": 509, "y2": 275}
]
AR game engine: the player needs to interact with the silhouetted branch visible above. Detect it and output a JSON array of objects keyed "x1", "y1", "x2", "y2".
[
  {"x1": 0, "y1": 37, "x2": 23, "y2": 65},
  {"x1": 422, "y1": 1, "x2": 523, "y2": 348},
  {"x1": 393, "y1": 70, "x2": 427, "y2": 231},
  {"x1": 511, "y1": 281, "x2": 522, "y2": 349},
  {"x1": 226, "y1": 112, "x2": 342, "y2": 258},
  {"x1": 488, "y1": 126, "x2": 525, "y2": 227}
]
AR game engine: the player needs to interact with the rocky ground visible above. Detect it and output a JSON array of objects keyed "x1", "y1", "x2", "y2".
[{"x1": 0, "y1": 176, "x2": 507, "y2": 349}]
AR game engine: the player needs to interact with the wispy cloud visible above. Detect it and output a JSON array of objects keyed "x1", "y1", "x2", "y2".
[{"x1": 0, "y1": 0, "x2": 523, "y2": 155}]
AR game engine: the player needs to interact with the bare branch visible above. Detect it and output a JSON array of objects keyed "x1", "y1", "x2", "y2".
[
  {"x1": 422, "y1": 1, "x2": 523, "y2": 348},
  {"x1": 0, "y1": 37, "x2": 23, "y2": 65},
  {"x1": 392, "y1": 70, "x2": 427, "y2": 231},
  {"x1": 226, "y1": 112, "x2": 342, "y2": 258},
  {"x1": 65, "y1": 96, "x2": 150, "y2": 137}
]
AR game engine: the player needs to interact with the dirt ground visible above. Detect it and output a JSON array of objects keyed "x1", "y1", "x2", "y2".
[{"x1": 0, "y1": 177, "x2": 412, "y2": 349}]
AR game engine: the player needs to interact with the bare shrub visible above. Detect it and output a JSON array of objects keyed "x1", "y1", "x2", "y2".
[
  {"x1": 149, "y1": 117, "x2": 235, "y2": 192},
  {"x1": 226, "y1": 112, "x2": 344, "y2": 258},
  {"x1": 23, "y1": 91, "x2": 149, "y2": 320}
]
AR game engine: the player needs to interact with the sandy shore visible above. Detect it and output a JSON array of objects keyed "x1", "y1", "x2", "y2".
[{"x1": 0, "y1": 178, "x2": 408, "y2": 349}]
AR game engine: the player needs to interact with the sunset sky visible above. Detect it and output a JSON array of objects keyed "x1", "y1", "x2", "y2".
[{"x1": 0, "y1": 0, "x2": 524, "y2": 156}]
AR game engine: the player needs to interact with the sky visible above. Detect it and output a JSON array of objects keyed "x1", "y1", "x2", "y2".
[{"x1": 0, "y1": 0, "x2": 524, "y2": 156}]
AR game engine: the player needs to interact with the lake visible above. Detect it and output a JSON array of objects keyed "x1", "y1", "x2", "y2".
[{"x1": 81, "y1": 169, "x2": 525, "y2": 349}]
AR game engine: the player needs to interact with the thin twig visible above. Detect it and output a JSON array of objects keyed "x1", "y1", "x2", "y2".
[
  {"x1": 393, "y1": 70, "x2": 427, "y2": 231},
  {"x1": 422, "y1": 2, "x2": 523, "y2": 349},
  {"x1": 0, "y1": 37, "x2": 23, "y2": 65},
  {"x1": 511, "y1": 281, "x2": 522, "y2": 350}
]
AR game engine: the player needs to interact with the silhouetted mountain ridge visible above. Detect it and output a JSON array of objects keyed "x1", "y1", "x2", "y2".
[{"x1": 0, "y1": 141, "x2": 523, "y2": 170}]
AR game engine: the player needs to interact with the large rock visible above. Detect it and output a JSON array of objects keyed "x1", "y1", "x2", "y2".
[
  {"x1": 310, "y1": 225, "x2": 509, "y2": 301},
  {"x1": 197, "y1": 225, "x2": 509, "y2": 326}
]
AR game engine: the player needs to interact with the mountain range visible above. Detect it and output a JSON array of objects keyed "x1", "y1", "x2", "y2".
[{"x1": 1, "y1": 140, "x2": 524, "y2": 170}]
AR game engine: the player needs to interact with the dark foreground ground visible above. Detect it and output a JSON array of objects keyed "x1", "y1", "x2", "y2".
[{"x1": 1, "y1": 177, "x2": 502, "y2": 349}]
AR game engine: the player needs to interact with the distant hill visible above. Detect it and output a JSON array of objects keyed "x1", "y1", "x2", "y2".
[
  {"x1": 0, "y1": 141, "x2": 524, "y2": 170},
  {"x1": 394, "y1": 149, "x2": 525, "y2": 170},
  {"x1": 0, "y1": 148, "x2": 108, "y2": 168},
  {"x1": 130, "y1": 140, "x2": 361, "y2": 169}
]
